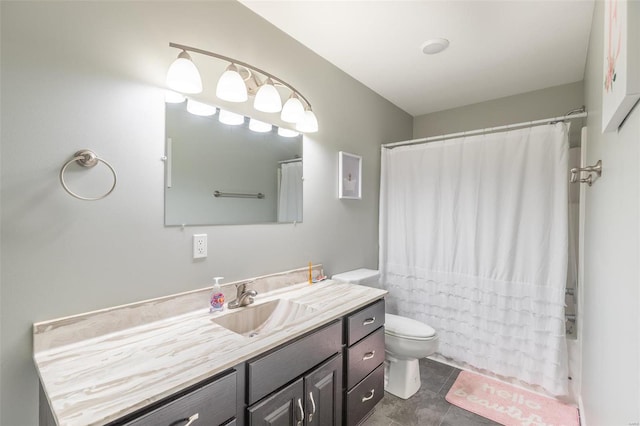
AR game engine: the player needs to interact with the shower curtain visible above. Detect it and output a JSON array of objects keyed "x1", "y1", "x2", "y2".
[
  {"x1": 379, "y1": 123, "x2": 570, "y2": 396},
  {"x1": 277, "y1": 161, "x2": 303, "y2": 223}
]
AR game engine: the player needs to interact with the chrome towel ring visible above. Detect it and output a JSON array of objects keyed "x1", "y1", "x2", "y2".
[{"x1": 60, "y1": 150, "x2": 117, "y2": 201}]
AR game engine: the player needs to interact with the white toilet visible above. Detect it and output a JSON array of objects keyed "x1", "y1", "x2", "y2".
[{"x1": 331, "y1": 268, "x2": 438, "y2": 399}]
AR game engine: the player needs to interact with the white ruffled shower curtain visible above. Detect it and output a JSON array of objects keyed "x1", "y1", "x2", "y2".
[
  {"x1": 379, "y1": 123, "x2": 570, "y2": 396},
  {"x1": 277, "y1": 161, "x2": 303, "y2": 223}
]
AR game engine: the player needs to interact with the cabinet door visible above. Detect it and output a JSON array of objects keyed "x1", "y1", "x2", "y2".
[
  {"x1": 304, "y1": 353, "x2": 343, "y2": 426},
  {"x1": 248, "y1": 378, "x2": 304, "y2": 426}
]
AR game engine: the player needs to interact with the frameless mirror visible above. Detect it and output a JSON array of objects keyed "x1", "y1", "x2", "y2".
[{"x1": 164, "y1": 102, "x2": 303, "y2": 226}]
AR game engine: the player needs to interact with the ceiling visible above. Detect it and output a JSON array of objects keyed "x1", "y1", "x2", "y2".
[{"x1": 240, "y1": 0, "x2": 595, "y2": 117}]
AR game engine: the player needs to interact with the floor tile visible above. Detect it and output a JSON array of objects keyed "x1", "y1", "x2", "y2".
[
  {"x1": 440, "y1": 405, "x2": 503, "y2": 426},
  {"x1": 419, "y1": 358, "x2": 455, "y2": 394}
]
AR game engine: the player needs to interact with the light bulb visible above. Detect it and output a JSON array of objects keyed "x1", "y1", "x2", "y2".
[
  {"x1": 186, "y1": 99, "x2": 217, "y2": 116},
  {"x1": 281, "y1": 93, "x2": 305, "y2": 123},
  {"x1": 254, "y1": 78, "x2": 282, "y2": 113},
  {"x1": 219, "y1": 109, "x2": 244, "y2": 125},
  {"x1": 216, "y1": 64, "x2": 248, "y2": 103},
  {"x1": 166, "y1": 51, "x2": 202, "y2": 94},
  {"x1": 295, "y1": 109, "x2": 319, "y2": 133},
  {"x1": 249, "y1": 118, "x2": 272, "y2": 133}
]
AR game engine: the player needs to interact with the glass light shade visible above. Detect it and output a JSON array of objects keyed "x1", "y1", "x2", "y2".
[
  {"x1": 280, "y1": 94, "x2": 305, "y2": 123},
  {"x1": 166, "y1": 51, "x2": 202, "y2": 94},
  {"x1": 249, "y1": 118, "x2": 272, "y2": 133},
  {"x1": 164, "y1": 90, "x2": 186, "y2": 103},
  {"x1": 219, "y1": 109, "x2": 244, "y2": 125},
  {"x1": 216, "y1": 64, "x2": 248, "y2": 102},
  {"x1": 186, "y1": 99, "x2": 216, "y2": 116},
  {"x1": 254, "y1": 78, "x2": 282, "y2": 113},
  {"x1": 277, "y1": 127, "x2": 300, "y2": 138},
  {"x1": 295, "y1": 109, "x2": 319, "y2": 133}
]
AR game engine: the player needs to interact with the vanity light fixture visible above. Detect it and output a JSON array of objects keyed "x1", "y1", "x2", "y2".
[
  {"x1": 281, "y1": 93, "x2": 305, "y2": 123},
  {"x1": 254, "y1": 78, "x2": 282, "y2": 113},
  {"x1": 216, "y1": 64, "x2": 248, "y2": 103},
  {"x1": 166, "y1": 50, "x2": 203, "y2": 94},
  {"x1": 166, "y1": 42, "x2": 318, "y2": 133}
]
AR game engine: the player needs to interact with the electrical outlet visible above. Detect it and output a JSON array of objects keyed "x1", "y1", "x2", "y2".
[{"x1": 193, "y1": 234, "x2": 207, "y2": 259}]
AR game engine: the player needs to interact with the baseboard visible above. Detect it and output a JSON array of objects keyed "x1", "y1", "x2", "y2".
[{"x1": 578, "y1": 395, "x2": 587, "y2": 426}]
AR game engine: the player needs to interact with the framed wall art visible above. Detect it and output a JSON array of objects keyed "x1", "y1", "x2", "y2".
[
  {"x1": 602, "y1": 0, "x2": 640, "y2": 133},
  {"x1": 338, "y1": 151, "x2": 362, "y2": 199}
]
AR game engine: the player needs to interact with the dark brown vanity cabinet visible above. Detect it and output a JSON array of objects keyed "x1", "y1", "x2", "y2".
[
  {"x1": 115, "y1": 371, "x2": 238, "y2": 426},
  {"x1": 247, "y1": 321, "x2": 343, "y2": 425},
  {"x1": 248, "y1": 353, "x2": 343, "y2": 426},
  {"x1": 344, "y1": 300, "x2": 386, "y2": 426}
]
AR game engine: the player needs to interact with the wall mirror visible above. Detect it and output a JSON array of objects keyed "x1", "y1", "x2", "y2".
[{"x1": 164, "y1": 102, "x2": 303, "y2": 226}]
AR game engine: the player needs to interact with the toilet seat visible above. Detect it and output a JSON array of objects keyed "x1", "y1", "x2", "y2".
[{"x1": 385, "y1": 313, "x2": 436, "y2": 340}]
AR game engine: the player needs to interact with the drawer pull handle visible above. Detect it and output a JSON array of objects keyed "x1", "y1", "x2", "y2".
[
  {"x1": 308, "y1": 391, "x2": 316, "y2": 422},
  {"x1": 362, "y1": 389, "x2": 375, "y2": 402},
  {"x1": 170, "y1": 413, "x2": 199, "y2": 426},
  {"x1": 363, "y1": 317, "x2": 376, "y2": 325},
  {"x1": 362, "y1": 351, "x2": 376, "y2": 360},
  {"x1": 296, "y1": 397, "x2": 304, "y2": 426}
]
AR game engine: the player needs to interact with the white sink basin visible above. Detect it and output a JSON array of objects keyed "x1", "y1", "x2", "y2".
[{"x1": 212, "y1": 299, "x2": 316, "y2": 338}]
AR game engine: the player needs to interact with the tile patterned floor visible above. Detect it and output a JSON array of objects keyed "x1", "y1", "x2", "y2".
[{"x1": 363, "y1": 358, "x2": 502, "y2": 426}]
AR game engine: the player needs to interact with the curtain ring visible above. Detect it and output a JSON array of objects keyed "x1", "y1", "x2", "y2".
[{"x1": 59, "y1": 150, "x2": 117, "y2": 201}]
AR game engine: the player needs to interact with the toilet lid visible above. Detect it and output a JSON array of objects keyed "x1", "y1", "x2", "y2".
[{"x1": 385, "y1": 313, "x2": 436, "y2": 340}]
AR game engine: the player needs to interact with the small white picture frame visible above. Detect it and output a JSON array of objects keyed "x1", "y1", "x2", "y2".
[{"x1": 338, "y1": 151, "x2": 362, "y2": 199}]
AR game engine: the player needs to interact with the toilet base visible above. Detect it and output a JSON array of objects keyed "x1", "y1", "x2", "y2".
[{"x1": 384, "y1": 354, "x2": 421, "y2": 399}]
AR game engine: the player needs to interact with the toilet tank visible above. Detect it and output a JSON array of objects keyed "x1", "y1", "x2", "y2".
[{"x1": 332, "y1": 268, "x2": 380, "y2": 286}]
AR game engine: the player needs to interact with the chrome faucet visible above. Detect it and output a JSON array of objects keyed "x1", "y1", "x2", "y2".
[{"x1": 228, "y1": 282, "x2": 257, "y2": 309}]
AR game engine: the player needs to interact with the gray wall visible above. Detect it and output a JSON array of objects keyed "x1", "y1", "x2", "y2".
[
  {"x1": 413, "y1": 81, "x2": 585, "y2": 146},
  {"x1": 581, "y1": 1, "x2": 639, "y2": 424},
  {"x1": 0, "y1": 2, "x2": 412, "y2": 424}
]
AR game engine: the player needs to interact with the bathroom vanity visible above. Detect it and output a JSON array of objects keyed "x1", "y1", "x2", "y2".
[{"x1": 34, "y1": 267, "x2": 386, "y2": 426}]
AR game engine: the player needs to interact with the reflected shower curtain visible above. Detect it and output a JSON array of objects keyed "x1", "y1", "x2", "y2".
[
  {"x1": 278, "y1": 161, "x2": 303, "y2": 223},
  {"x1": 379, "y1": 123, "x2": 569, "y2": 396}
]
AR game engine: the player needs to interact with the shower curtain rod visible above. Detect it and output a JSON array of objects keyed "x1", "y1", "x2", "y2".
[
  {"x1": 382, "y1": 107, "x2": 587, "y2": 149},
  {"x1": 279, "y1": 158, "x2": 302, "y2": 164}
]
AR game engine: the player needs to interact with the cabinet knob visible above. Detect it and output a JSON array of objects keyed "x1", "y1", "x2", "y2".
[
  {"x1": 296, "y1": 397, "x2": 305, "y2": 426},
  {"x1": 363, "y1": 317, "x2": 376, "y2": 325},
  {"x1": 308, "y1": 391, "x2": 316, "y2": 422},
  {"x1": 362, "y1": 351, "x2": 376, "y2": 361},
  {"x1": 362, "y1": 389, "x2": 375, "y2": 403},
  {"x1": 169, "y1": 413, "x2": 199, "y2": 426}
]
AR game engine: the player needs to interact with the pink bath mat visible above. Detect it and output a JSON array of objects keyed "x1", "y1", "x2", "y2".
[{"x1": 445, "y1": 371, "x2": 579, "y2": 426}]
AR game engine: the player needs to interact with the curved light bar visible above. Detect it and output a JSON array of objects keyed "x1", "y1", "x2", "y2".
[{"x1": 168, "y1": 42, "x2": 317, "y2": 133}]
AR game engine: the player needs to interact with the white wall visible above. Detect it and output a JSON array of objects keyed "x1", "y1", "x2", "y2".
[
  {"x1": 0, "y1": 2, "x2": 412, "y2": 424},
  {"x1": 581, "y1": 1, "x2": 640, "y2": 424}
]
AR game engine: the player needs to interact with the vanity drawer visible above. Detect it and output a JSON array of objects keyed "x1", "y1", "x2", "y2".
[
  {"x1": 346, "y1": 299, "x2": 385, "y2": 346},
  {"x1": 123, "y1": 371, "x2": 236, "y2": 426},
  {"x1": 247, "y1": 320, "x2": 342, "y2": 405},
  {"x1": 345, "y1": 363, "x2": 384, "y2": 426},
  {"x1": 346, "y1": 326, "x2": 385, "y2": 388}
]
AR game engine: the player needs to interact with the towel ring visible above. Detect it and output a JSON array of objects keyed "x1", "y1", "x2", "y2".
[{"x1": 60, "y1": 150, "x2": 117, "y2": 201}]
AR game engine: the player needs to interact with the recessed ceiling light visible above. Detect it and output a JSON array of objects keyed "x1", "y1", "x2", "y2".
[{"x1": 421, "y1": 38, "x2": 450, "y2": 55}]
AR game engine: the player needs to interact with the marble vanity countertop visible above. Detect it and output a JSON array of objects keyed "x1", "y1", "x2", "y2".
[{"x1": 34, "y1": 279, "x2": 387, "y2": 426}]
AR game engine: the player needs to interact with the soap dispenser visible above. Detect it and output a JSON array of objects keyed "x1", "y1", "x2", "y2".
[{"x1": 210, "y1": 277, "x2": 225, "y2": 313}]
